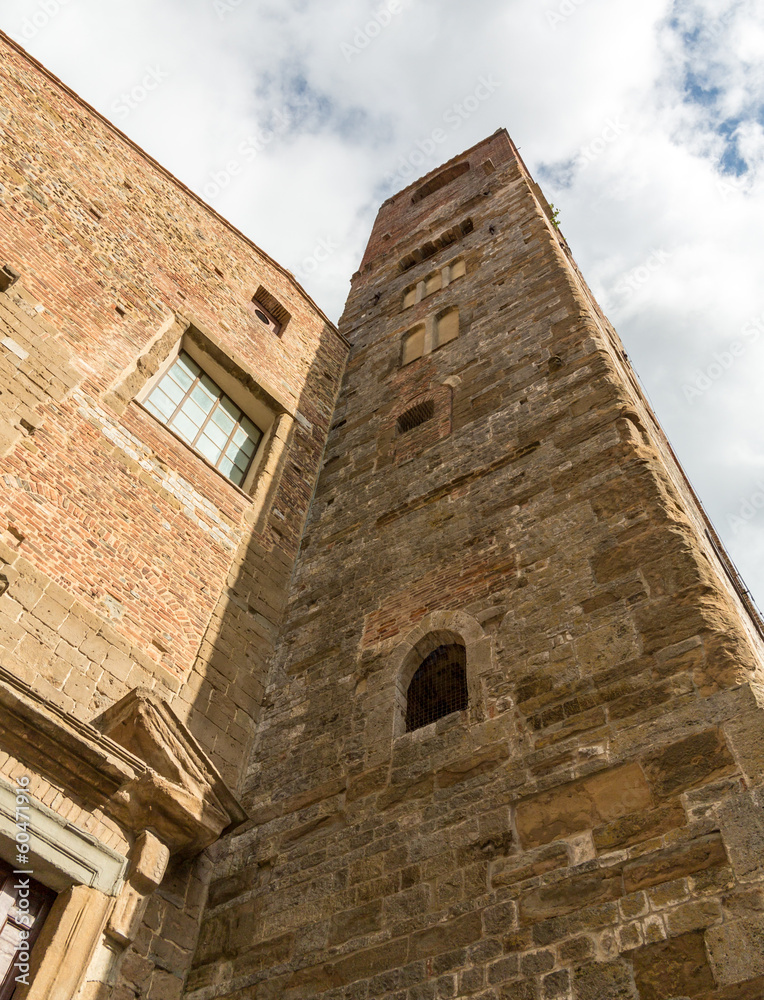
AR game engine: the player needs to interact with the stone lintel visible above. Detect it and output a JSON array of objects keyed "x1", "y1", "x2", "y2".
[{"x1": 95, "y1": 687, "x2": 248, "y2": 855}]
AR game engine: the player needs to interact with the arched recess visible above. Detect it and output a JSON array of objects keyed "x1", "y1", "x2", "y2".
[{"x1": 391, "y1": 610, "x2": 493, "y2": 739}]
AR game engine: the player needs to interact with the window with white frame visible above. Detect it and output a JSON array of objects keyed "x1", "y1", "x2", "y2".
[{"x1": 142, "y1": 351, "x2": 263, "y2": 486}]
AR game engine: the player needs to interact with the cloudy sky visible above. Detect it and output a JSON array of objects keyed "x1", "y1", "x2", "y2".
[{"x1": 3, "y1": 0, "x2": 764, "y2": 612}]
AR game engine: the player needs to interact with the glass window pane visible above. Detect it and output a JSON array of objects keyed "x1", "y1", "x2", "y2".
[
  {"x1": 211, "y1": 407, "x2": 235, "y2": 436},
  {"x1": 218, "y1": 456, "x2": 235, "y2": 478},
  {"x1": 160, "y1": 375, "x2": 186, "y2": 406},
  {"x1": 220, "y1": 395, "x2": 240, "y2": 420},
  {"x1": 179, "y1": 398, "x2": 206, "y2": 430},
  {"x1": 191, "y1": 382, "x2": 216, "y2": 413},
  {"x1": 145, "y1": 388, "x2": 176, "y2": 421},
  {"x1": 145, "y1": 352, "x2": 263, "y2": 488},
  {"x1": 168, "y1": 355, "x2": 198, "y2": 391},
  {"x1": 204, "y1": 419, "x2": 229, "y2": 449},
  {"x1": 239, "y1": 415, "x2": 259, "y2": 439},
  {"x1": 239, "y1": 435, "x2": 257, "y2": 457},
  {"x1": 171, "y1": 410, "x2": 198, "y2": 443},
  {"x1": 232, "y1": 425, "x2": 249, "y2": 447},
  {"x1": 199, "y1": 374, "x2": 221, "y2": 400},
  {"x1": 196, "y1": 434, "x2": 222, "y2": 464},
  {"x1": 227, "y1": 441, "x2": 251, "y2": 471}
]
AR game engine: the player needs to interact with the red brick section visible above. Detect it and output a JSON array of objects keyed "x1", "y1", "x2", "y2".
[
  {"x1": 358, "y1": 129, "x2": 518, "y2": 271},
  {"x1": 0, "y1": 30, "x2": 346, "y2": 749}
]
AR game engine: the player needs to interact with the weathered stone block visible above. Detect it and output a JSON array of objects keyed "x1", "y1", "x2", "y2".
[
  {"x1": 329, "y1": 901, "x2": 383, "y2": 945},
  {"x1": 593, "y1": 800, "x2": 686, "y2": 852},
  {"x1": 516, "y1": 763, "x2": 652, "y2": 848},
  {"x1": 629, "y1": 930, "x2": 715, "y2": 999},
  {"x1": 623, "y1": 834, "x2": 728, "y2": 892},
  {"x1": 519, "y1": 870, "x2": 623, "y2": 924},
  {"x1": 409, "y1": 912, "x2": 483, "y2": 960},
  {"x1": 572, "y1": 959, "x2": 637, "y2": 1000},
  {"x1": 641, "y1": 729, "x2": 737, "y2": 798},
  {"x1": 705, "y1": 918, "x2": 764, "y2": 985}
]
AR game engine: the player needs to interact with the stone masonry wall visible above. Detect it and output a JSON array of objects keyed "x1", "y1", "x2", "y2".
[
  {"x1": 192, "y1": 132, "x2": 764, "y2": 1000},
  {"x1": 0, "y1": 34, "x2": 347, "y2": 1000}
]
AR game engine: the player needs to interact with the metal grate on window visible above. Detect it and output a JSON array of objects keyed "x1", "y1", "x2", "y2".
[
  {"x1": 406, "y1": 644, "x2": 468, "y2": 732},
  {"x1": 397, "y1": 400, "x2": 435, "y2": 434},
  {"x1": 143, "y1": 351, "x2": 263, "y2": 486}
]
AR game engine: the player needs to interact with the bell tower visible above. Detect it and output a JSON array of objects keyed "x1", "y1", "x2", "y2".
[{"x1": 193, "y1": 130, "x2": 764, "y2": 1000}]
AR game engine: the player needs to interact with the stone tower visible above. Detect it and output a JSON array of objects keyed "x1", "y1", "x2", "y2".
[{"x1": 193, "y1": 131, "x2": 764, "y2": 999}]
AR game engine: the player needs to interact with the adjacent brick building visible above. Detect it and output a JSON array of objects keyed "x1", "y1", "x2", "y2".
[{"x1": 1, "y1": 29, "x2": 764, "y2": 1000}]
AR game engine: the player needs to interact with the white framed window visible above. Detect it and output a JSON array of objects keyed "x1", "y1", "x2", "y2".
[{"x1": 142, "y1": 352, "x2": 263, "y2": 487}]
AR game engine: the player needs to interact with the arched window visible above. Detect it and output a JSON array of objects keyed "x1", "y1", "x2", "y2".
[{"x1": 405, "y1": 643, "x2": 468, "y2": 732}]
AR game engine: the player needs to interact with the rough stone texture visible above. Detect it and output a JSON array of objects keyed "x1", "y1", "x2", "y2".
[
  {"x1": 2, "y1": 33, "x2": 764, "y2": 1000},
  {"x1": 193, "y1": 130, "x2": 764, "y2": 1000}
]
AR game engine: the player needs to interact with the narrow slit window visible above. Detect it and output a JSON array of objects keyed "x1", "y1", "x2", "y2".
[
  {"x1": 143, "y1": 351, "x2": 263, "y2": 486},
  {"x1": 406, "y1": 644, "x2": 468, "y2": 732}
]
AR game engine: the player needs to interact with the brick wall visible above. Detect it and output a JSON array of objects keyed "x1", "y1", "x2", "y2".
[{"x1": 0, "y1": 32, "x2": 347, "y2": 999}]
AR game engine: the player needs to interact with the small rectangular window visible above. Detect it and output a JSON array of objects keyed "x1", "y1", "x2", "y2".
[{"x1": 143, "y1": 351, "x2": 263, "y2": 486}]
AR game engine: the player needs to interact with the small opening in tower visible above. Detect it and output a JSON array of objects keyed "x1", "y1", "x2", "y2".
[
  {"x1": 406, "y1": 644, "x2": 468, "y2": 732},
  {"x1": 397, "y1": 400, "x2": 435, "y2": 434},
  {"x1": 411, "y1": 161, "x2": 471, "y2": 205}
]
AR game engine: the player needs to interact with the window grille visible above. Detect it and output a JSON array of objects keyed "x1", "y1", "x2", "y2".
[
  {"x1": 397, "y1": 400, "x2": 435, "y2": 434},
  {"x1": 143, "y1": 351, "x2": 263, "y2": 486},
  {"x1": 406, "y1": 643, "x2": 468, "y2": 732}
]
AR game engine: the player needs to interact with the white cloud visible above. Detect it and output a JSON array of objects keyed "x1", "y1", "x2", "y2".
[{"x1": 2, "y1": 0, "x2": 764, "y2": 613}]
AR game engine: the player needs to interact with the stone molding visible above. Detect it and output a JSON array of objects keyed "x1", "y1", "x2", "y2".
[
  {"x1": 0, "y1": 664, "x2": 143, "y2": 804},
  {"x1": 0, "y1": 669, "x2": 246, "y2": 854},
  {"x1": 0, "y1": 776, "x2": 127, "y2": 895},
  {"x1": 95, "y1": 688, "x2": 248, "y2": 855},
  {"x1": 0, "y1": 673, "x2": 247, "y2": 999}
]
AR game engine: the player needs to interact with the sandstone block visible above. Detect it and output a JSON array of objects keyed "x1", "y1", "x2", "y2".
[
  {"x1": 623, "y1": 833, "x2": 727, "y2": 892},
  {"x1": 705, "y1": 918, "x2": 764, "y2": 985},
  {"x1": 572, "y1": 959, "x2": 637, "y2": 999},
  {"x1": 409, "y1": 912, "x2": 483, "y2": 960},
  {"x1": 629, "y1": 930, "x2": 715, "y2": 1000},
  {"x1": 641, "y1": 728, "x2": 736, "y2": 798},
  {"x1": 519, "y1": 870, "x2": 623, "y2": 924},
  {"x1": 515, "y1": 763, "x2": 652, "y2": 848}
]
